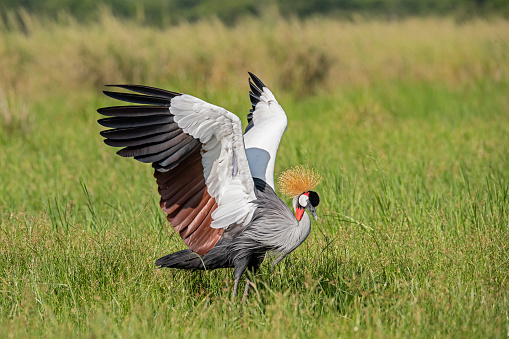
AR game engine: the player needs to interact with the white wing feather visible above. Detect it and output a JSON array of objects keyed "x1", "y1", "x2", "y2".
[
  {"x1": 244, "y1": 86, "x2": 288, "y2": 190},
  {"x1": 170, "y1": 94, "x2": 256, "y2": 229}
]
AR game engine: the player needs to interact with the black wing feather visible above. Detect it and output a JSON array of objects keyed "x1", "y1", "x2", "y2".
[
  {"x1": 248, "y1": 72, "x2": 266, "y2": 90},
  {"x1": 133, "y1": 137, "x2": 198, "y2": 164},
  {"x1": 106, "y1": 84, "x2": 180, "y2": 99},
  {"x1": 103, "y1": 91, "x2": 172, "y2": 105},
  {"x1": 98, "y1": 115, "x2": 174, "y2": 128},
  {"x1": 98, "y1": 106, "x2": 170, "y2": 117},
  {"x1": 245, "y1": 72, "x2": 268, "y2": 133},
  {"x1": 117, "y1": 133, "x2": 190, "y2": 158},
  {"x1": 103, "y1": 130, "x2": 182, "y2": 148},
  {"x1": 249, "y1": 81, "x2": 262, "y2": 97},
  {"x1": 100, "y1": 123, "x2": 180, "y2": 140},
  {"x1": 249, "y1": 92, "x2": 260, "y2": 107}
]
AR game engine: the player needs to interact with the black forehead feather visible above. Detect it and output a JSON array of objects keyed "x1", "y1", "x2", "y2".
[{"x1": 308, "y1": 191, "x2": 320, "y2": 207}]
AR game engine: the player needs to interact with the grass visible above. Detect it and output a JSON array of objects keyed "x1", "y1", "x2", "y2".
[{"x1": 1, "y1": 12, "x2": 509, "y2": 338}]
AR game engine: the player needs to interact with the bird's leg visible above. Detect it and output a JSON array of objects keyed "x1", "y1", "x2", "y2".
[
  {"x1": 241, "y1": 278, "x2": 251, "y2": 303},
  {"x1": 232, "y1": 257, "x2": 249, "y2": 301},
  {"x1": 232, "y1": 278, "x2": 240, "y2": 300}
]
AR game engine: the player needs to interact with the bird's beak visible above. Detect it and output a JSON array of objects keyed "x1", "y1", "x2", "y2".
[{"x1": 306, "y1": 203, "x2": 318, "y2": 221}]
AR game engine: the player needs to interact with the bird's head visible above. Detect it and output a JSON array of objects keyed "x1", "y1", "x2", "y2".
[
  {"x1": 294, "y1": 190, "x2": 320, "y2": 221},
  {"x1": 278, "y1": 165, "x2": 322, "y2": 222}
]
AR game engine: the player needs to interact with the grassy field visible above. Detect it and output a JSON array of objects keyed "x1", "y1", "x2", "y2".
[{"x1": 1, "y1": 13, "x2": 509, "y2": 338}]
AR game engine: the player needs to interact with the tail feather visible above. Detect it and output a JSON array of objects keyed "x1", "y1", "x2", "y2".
[{"x1": 155, "y1": 249, "x2": 205, "y2": 270}]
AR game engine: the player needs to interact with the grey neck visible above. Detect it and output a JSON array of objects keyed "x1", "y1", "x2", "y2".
[{"x1": 292, "y1": 196, "x2": 312, "y2": 239}]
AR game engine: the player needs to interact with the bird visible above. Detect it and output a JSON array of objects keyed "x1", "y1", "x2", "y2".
[{"x1": 97, "y1": 72, "x2": 321, "y2": 299}]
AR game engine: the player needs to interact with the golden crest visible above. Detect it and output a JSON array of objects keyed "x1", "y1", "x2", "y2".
[{"x1": 277, "y1": 165, "x2": 322, "y2": 197}]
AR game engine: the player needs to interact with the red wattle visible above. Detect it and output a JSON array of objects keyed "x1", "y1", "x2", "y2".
[{"x1": 296, "y1": 207, "x2": 304, "y2": 221}]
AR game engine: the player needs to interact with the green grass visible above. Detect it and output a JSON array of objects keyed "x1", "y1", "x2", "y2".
[{"x1": 1, "y1": 16, "x2": 509, "y2": 338}]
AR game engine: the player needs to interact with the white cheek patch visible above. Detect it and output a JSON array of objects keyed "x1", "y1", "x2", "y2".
[{"x1": 298, "y1": 195, "x2": 309, "y2": 207}]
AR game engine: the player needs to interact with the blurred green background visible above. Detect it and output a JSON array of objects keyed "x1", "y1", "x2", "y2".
[{"x1": 2, "y1": 0, "x2": 508, "y2": 26}]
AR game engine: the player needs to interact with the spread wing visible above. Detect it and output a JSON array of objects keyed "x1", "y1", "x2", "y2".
[
  {"x1": 98, "y1": 85, "x2": 257, "y2": 255},
  {"x1": 243, "y1": 72, "x2": 288, "y2": 190}
]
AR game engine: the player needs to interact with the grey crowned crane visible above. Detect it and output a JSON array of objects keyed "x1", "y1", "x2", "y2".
[{"x1": 97, "y1": 73, "x2": 321, "y2": 299}]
